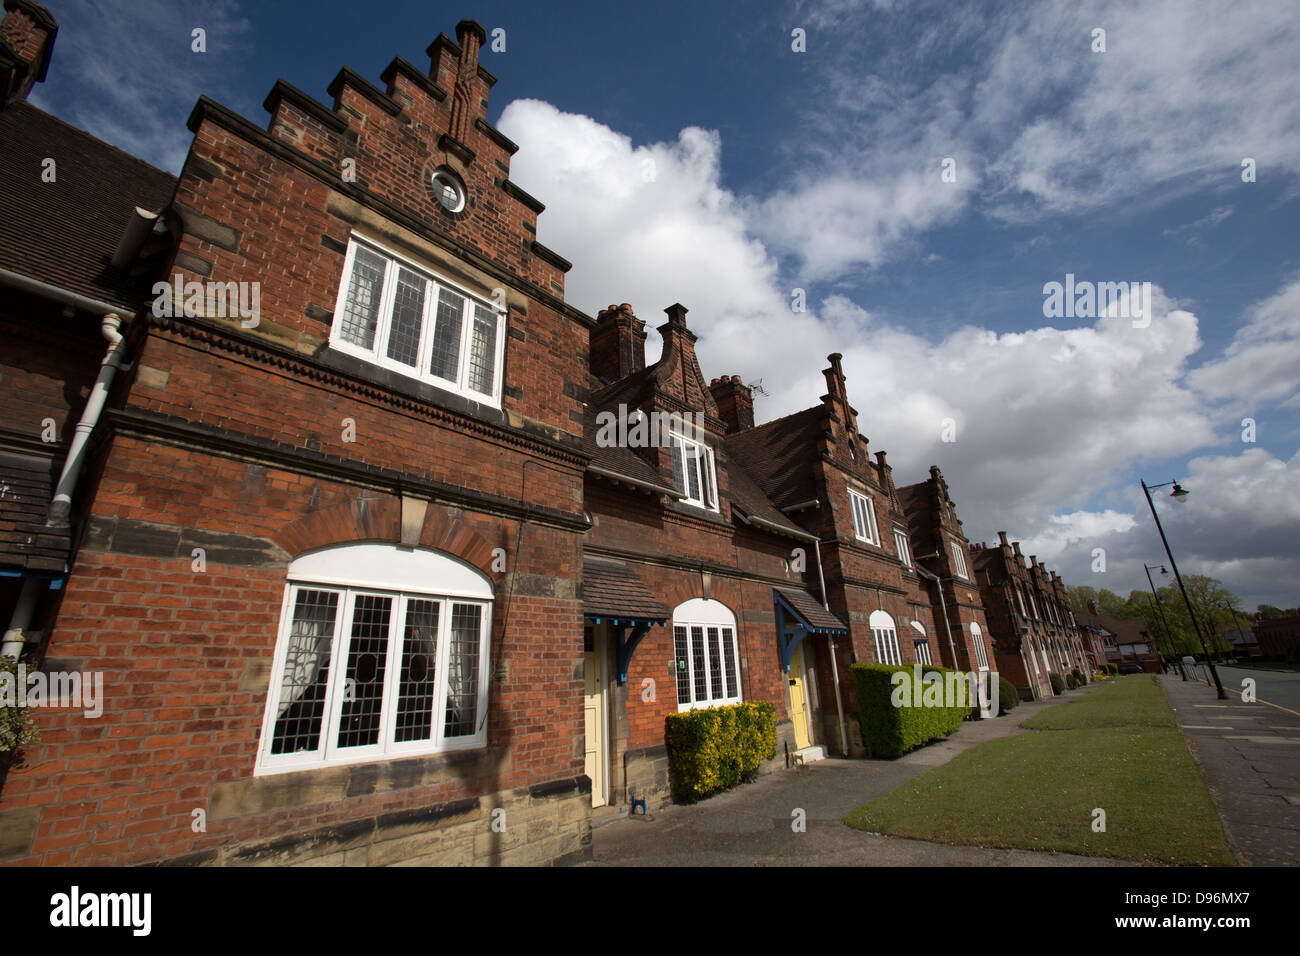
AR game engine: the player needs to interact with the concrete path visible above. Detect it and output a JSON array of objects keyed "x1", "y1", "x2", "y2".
[
  {"x1": 579, "y1": 682, "x2": 1128, "y2": 866},
  {"x1": 1162, "y1": 673, "x2": 1300, "y2": 865}
]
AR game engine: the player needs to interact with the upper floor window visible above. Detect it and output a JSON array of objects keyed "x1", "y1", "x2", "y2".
[
  {"x1": 330, "y1": 237, "x2": 506, "y2": 406},
  {"x1": 669, "y1": 432, "x2": 718, "y2": 511},
  {"x1": 1015, "y1": 586, "x2": 1028, "y2": 618},
  {"x1": 672, "y1": 599, "x2": 740, "y2": 710},
  {"x1": 257, "y1": 543, "x2": 493, "y2": 775},
  {"x1": 970, "y1": 621, "x2": 989, "y2": 670},
  {"x1": 1028, "y1": 592, "x2": 1039, "y2": 619},
  {"x1": 910, "y1": 620, "x2": 931, "y2": 664},
  {"x1": 949, "y1": 539, "x2": 969, "y2": 579},
  {"x1": 869, "y1": 609, "x2": 901, "y2": 665},
  {"x1": 849, "y1": 489, "x2": 879, "y2": 544},
  {"x1": 894, "y1": 529, "x2": 913, "y2": 568}
]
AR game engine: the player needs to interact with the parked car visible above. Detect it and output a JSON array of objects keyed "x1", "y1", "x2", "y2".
[{"x1": 1118, "y1": 662, "x2": 1143, "y2": 674}]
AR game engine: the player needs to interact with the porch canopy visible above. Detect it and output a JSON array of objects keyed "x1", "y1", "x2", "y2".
[
  {"x1": 774, "y1": 587, "x2": 847, "y2": 671},
  {"x1": 582, "y1": 557, "x2": 670, "y2": 684}
]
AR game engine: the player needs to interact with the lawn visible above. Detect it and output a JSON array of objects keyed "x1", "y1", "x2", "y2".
[{"x1": 843, "y1": 676, "x2": 1235, "y2": 865}]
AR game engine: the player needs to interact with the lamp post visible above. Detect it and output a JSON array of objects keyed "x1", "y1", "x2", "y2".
[
  {"x1": 1140, "y1": 479, "x2": 1226, "y2": 699},
  {"x1": 1144, "y1": 563, "x2": 1185, "y2": 681}
]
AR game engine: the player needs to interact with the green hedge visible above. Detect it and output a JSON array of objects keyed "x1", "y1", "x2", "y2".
[
  {"x1": 1105, "y1": 662, "x2": 1118, "y2": 675},
  {"x1": 852, "y1": 663, "x2": 971, "y2": 759},
  {"x1": 1049, "y1": 672, "x2": 1065, "y2": 695},
  {"x1": 998, "y1": 674, "x2": 1020, "y2": 713},
  {"x1": 665, "y1": 701, "x2": 777, "y2": 801}
]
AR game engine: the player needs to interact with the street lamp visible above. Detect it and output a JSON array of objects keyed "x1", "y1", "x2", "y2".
[
  {"x1": 1140, "y1": 479, "x2": 1226, "y2": 699},
  {"x1": 1143, "y1": 563, "x2": 1185, "y2": 681}
]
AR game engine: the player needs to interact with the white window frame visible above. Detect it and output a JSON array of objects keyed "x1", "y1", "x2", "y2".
[
  {"x1": 971, "y1": 621, "x2": 989, "y2": 670},
  {"x1": 256, "y1": 544, "x2": 493, "y2": 775},
  {"x1": 672, "y1": 599, "x2": 741, "y2": 710},
  {"x1": 894, "y1": 528, "x2": 913, "y2": 568},
  {"x1": 910, "y1": 620, "x2": 931, "y2": 665},
  {"x1": 1015, "y1": 587, "x2": 1028, "y2": 618},
  {"x1": 949, "y1": 539, "x2": 969, "y2": 579},
  {"x1": 669, "y1": 431, "x2": 719, "y2": 512},
  {"x1": 329, "y1": 235, "x2": 507, "y2": 407},
  {"x1": 849, "y1": 488, "x2": 879, "y2": 544},
  {"x1": 870, "y1": 609, "x2": 901, "y2": 666}
]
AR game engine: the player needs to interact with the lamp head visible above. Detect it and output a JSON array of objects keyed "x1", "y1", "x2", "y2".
[{"x1": 1170, "y1": 482, "x2": 1189, "y2": 503}]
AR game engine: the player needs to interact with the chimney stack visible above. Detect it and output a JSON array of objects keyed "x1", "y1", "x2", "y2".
[
  {"x1": 1, "y1": 0, "x2": 57, "y2": 106},
  {"x1": 709, "y1": 375, "x2": 754, "y2": 433},
  {"x1": 589, "y1": 303, "x2": 645, "y2": 382}
]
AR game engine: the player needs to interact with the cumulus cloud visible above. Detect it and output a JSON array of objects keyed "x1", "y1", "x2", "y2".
[
  {"x1": 499, "y1": 93, "x2": 1296, "y2": 607},
  {"x1": 1188, "y1": 274, "x2": 1300, "y2": 411}
]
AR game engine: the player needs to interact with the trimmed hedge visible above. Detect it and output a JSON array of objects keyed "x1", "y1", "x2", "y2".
[
  {"x1": 1106, "y1": 663, "x2": 1118, "y2": 675},
  {"x1": 1070, "y1": 667, "x2": 1085, "y2": 687},
  {"x1": 852, "y1": 663, "x2": 971, "y2": 759},
  {"x1": 998, "y1": 674, "x2": 1020, "y2": 713},
  {"x1": 1049, "y1": 672, "x2": 1065, "y2": 695},
  {"x1": 665, "y1": 701, "x2": 777, "y2": 801}
]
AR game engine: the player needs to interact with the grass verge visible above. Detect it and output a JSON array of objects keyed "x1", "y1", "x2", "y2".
[{"x1": 843, "y1": 676, "x2": 1234, "y2": 865}]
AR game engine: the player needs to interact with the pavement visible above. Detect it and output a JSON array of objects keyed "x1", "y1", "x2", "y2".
[
  {"x1": 578, "y1": 681, "x2": 1129, "y2": 867},
  {"x1": 1162, "y1": 671, "x2": 1300, "y2": 866}
]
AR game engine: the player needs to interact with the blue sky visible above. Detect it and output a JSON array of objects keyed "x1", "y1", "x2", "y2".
[{"x1": 25, "y1": 0, "x2": 1300, "y2": 609}]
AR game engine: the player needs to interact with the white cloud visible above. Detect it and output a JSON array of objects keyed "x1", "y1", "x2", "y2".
[
  {"x1": 499, "y1": 94, "x2": 1296, "y2": 606},
  {"x1": 1189, "y1": 274, "x2": 1300, "y2": 410},
  {"x1": 759, "y1": 0, "x2": 1300, "y2": 275}
]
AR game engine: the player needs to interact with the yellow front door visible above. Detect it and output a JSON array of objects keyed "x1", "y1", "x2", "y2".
[
  {"x1": 788, "y1": 642, "x2": 811, "y2": 750},
  {"x1": 583, "y1": 624, "x2": 607, "y2": 807}
]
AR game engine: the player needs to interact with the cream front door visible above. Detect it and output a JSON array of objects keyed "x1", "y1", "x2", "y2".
[
  {"x1": 583, "y1": 624, "x2": 607, "y2": 808},
  {"x1": 788, "y1": 642, "x2": 811, "y2": 750}
]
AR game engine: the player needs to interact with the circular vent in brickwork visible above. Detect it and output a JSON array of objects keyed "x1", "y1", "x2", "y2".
[{"x1": 430, "y1": 168, "x2": 466, "y2": 213}]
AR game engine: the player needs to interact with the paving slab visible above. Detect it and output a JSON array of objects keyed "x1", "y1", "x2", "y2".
[{"x1": 1162, "y1": 675, "x2": 1300, "y2": 865}]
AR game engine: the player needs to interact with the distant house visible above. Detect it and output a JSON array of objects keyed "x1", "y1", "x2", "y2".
[{"x1": 1073, "y1": 604, "x2": 1155, "y2": 665}]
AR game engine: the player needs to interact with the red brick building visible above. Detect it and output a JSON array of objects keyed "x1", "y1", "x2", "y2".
[
  {"x1": 1256, "y1": 614, "x2": 1300, "y2": 660},
  {"x1": 1, "y1": 2, "x2": 1001, "y2": 865},
  {"x1": 970, "y1": 533, "x2": 1088, "y2": 699}
]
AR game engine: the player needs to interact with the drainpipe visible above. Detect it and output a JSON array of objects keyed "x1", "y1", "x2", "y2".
[
  {"x1": 0, "y1": 269, "x2": 138, "y2": 659},
  {"x1": 1, "y1": 579, "x2": 41, "y2": 659},
  {"x1": 48, "y1": 314, "x2": 131, "y2": 526},
  {"x1": 913, "y1": 556, "x2": 959, "y2": 669}
]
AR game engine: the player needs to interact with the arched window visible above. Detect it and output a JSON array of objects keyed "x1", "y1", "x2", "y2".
[
  {"x1": 870, "y1": 610, "x2": 901, "y2": 666},
  {"x1": 257, "y1": 543, "x2": 493, "y2": 773},
  {"x1": 910, "y1": 620, "x2": 932, "y2": 665},
  {"x1": 672, "y1": 598, "x2": 740, "y2": 710},
  {"x1": 970, "y1": 621, "x2": 989, "y2": 670}
]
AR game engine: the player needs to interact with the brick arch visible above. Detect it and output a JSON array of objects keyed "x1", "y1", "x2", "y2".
[
  {"x1": 416, "y1": 509, "x2": 498, "y2": 580},
  {"x1": 271, "y1": 494, "x2": 497, "y2": 580},
  {"x1": 273, "y1": 495, "x2": 401, "y2": 557}
]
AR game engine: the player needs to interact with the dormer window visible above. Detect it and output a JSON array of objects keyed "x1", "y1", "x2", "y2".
[
  {"x1": 949, "y1": 539, "x2": 969, "y2": 579},
  {"x1": 894, "y1": 528, "x2": 913, "y2": 568},
  {"x1": 849, "y1": 488, "x2": 879, "y2": 544},
  {"x1": 330, "y1": 237, "x2": 505, "y2": 406},
  {"x1": 669, "y1": 431, "x2": 718, "y2": 511}
]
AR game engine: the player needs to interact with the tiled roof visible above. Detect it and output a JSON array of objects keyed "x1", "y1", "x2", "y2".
[
  {"x1": 581, "y1": 403, "x2": 676, "y2": 493},
  {"x1": 582, "y1": 557, "x2": 670, "y2": 621},
  {"x1": 0, "y1": 101, "x2": 176, "y2": 310},
  {"x1": 725, "y1": 406, "x2": 824, "y2": 509},
  {"x1": 0, "y1": 450, "x2": 68, "y2": 573},
  {"x1": 775, "y1": 586, "x2": 847, "y2": 633},
  {"x1": 1074, "y1": 609, "x2": 1150, "y2": 645},
  {"x1": 726, "y1": 458, "x2": 809, "y2": 538}
]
